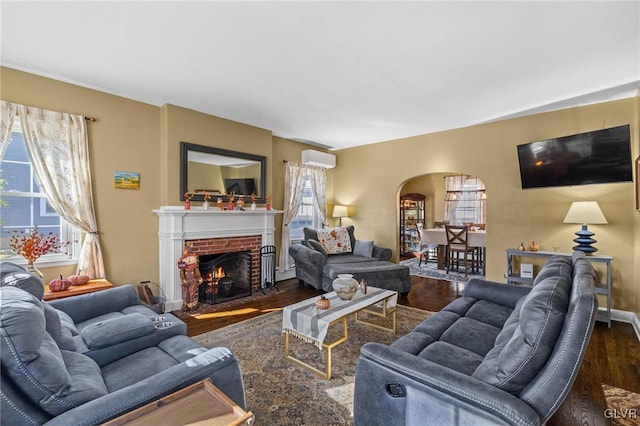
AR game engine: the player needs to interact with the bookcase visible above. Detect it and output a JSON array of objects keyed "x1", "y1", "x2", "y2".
[{"x1": 400, "y1": 193, "x2": 425, "y2": 255}]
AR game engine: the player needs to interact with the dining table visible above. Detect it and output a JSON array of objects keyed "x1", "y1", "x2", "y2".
[{"x1": 420, "y1": 228, "x2": 486, "y2": 271}]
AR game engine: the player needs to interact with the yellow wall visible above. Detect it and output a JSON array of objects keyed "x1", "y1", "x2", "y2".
[
  {"x1": 335, "y1": 98, "x2": 639, "y2": 314},
  {"x1": 1, "y1": 67, "x2": 161, "y2": 284},
  {"x1": 0, "y1": 67, "x2": 323, "y2": 285},
  {"x1": 2, "y1": 66, "x2": 638, "y2": 315}
]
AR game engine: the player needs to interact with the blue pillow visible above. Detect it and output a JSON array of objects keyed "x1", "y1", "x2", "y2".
[{"x1": 354, "y1": 240, "x2": 374, "y2": 257}]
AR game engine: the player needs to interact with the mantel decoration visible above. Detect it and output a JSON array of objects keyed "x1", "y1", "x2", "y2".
[
  {"x1": 250, "y1": 192, "x2": 257, "y2": 210},
  {"x1": 202, "y1": 191, "x2": 211, "y2": 210},
  {"x1": 9, "y1": 226, "x2": 72, "y2": 278},
  {"x1": 183, "y1": 192, "x2": 193, "y2": 210}
]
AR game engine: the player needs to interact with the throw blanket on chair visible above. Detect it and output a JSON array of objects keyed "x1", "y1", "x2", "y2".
[{"x1": 317, "y1": 227, "x2": 352, "y2": 254}]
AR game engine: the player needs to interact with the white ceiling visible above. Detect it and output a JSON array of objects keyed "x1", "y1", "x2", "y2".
[{"x1": 2, "y1": 1, "x2": 639, "y2": 150}]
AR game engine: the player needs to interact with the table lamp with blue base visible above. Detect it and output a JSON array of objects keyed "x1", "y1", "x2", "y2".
[{"x1": 563, "y1": 201, "x2": 608, "y2": 254}]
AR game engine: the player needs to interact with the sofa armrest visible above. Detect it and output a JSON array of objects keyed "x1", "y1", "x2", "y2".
[
  {"x1": 48, "y1": 285, "x2": 141, "y2": 324},
  {"x1": 462, "y1": 278, "x2": 531, "y2": 308},
  {"x1": 289, "y1": 243, "x2": 328, "y2": 266},
  {"x1": 372, "y1": 245, "x2": 392, "y2": 261},
  {"x1": 44, "y1": 347, "x2": 246, "y2": 426},
  {"x1": 355, "y1": 343, "x2": 540, "y2": 426}
]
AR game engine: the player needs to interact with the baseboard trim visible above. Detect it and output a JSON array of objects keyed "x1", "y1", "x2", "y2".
[
  {"x1": 607, "y1": 308, "x2": 640, "y2": 341},
  {"x1": 276, "y1": 269, "x2": 295, "y2": 282}
]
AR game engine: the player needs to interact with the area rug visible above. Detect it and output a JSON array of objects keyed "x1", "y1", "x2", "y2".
[
  {"x1": 400, "y1": 257, "x2": 484, "y2": 282},
  {"x1": 192, "y1": 305, "x2": 431, "y2": 425},
  {"x1": 602, "y1": 384, "x2": 640, "y2": 426}
]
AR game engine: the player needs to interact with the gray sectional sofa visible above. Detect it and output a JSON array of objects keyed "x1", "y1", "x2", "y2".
[
  {"x1": 289, "y1": 226, "x2": 411, "y2": 294},
  {"x1": 0, "y1": 262, "x2": 246, "y2": 425},
  {"x1": 354, "y1": 251, "x2": 598, "y2": 426}
]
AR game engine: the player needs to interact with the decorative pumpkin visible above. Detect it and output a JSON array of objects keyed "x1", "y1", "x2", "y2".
[
  {"x1": 67, "y1": 274, "x2": 91, "y2": 286},
  {"x1": 518, "y1": 242, "x2": 526, "y2": 251},
  {"x1": 315, "y1": 295, "x2": 330, "y2": 310},
  {"x1": 49, "y1": 274, "x2": 72, "y2": 292},
  {"x1": 529, "y1": 241, "x2": 540, "y2": 252}
]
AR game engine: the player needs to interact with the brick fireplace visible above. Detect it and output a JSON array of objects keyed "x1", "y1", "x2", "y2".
[
  {"x1": 188, "y1": 235, "x2": 261, "y2": 304},
  {"x1": 153, "y1": 206, "x2": 280, "y2": 311}
]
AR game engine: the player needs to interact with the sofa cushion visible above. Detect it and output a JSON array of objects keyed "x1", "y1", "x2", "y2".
[
  {"x1": 316, "y1": 227, "x2": 352, "y2": 254},
  {"x1": 0, "y1": 261, "x2": 45, "y2": 300},
  {"x1": 0, "y1": 287, "x2": 107, "y2": 415},
  {"x1": 472, "y1": 263, "x2": 571, "y2": 394},
  {"x1": 353, "y1": 240, "x2": 374, "y2": 257},
  {"x1": 306, "y1": 239, "x2": 327, "y2": 258},
  {"x1": 304, "y1": 225, "x2": 356, "y2": 249},
  {"x1": 80, "y1": 313, "x2": 155, "y2": 349},
  {"x1": 533, "y1": 255, "x2": 571, "y2": 286},
  {"x1": 43, "y1": 304, "x2": 76, "y2": 351}
]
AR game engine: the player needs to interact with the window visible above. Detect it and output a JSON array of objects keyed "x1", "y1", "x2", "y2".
[
  {"x1": 288, "y1": 176, "x2": 322, "y2": 242},
  {"x1": 444, "y1": 175, "x2": 486, "y2": 225},
  {"x1": 0, "y1": 119, "x2": 78, "y2": 264}
]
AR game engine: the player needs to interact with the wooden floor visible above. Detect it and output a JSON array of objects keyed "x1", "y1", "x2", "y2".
[{"x1": 180, "y1": 276, "x2": 640, "y2": 426}]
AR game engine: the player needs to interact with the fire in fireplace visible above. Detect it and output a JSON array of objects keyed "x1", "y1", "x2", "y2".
[{"x1": 198, "y1": 251, "x2": 252, "y2": 304}]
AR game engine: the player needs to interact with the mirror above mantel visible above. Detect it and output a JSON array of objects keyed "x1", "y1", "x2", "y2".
[{"x1": 180, "y1": 142, "x2": 267, "y2": 202}]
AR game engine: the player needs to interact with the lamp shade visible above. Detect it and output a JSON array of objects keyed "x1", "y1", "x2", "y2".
[
  {"x1": 563, "y1": 201, "x2": 608, "y2": 224},
  {"x1": 332, "y1": 205, "x2": 349, "y2": 218}
]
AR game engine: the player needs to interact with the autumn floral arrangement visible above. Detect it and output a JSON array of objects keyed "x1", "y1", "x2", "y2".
[{"x1": 9, "y1": 226, "x2": 71, "y2": 266}]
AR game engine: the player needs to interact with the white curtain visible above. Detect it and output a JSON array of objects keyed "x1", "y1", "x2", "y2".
[
  {"x1": 0, "y1": 101, "x2": 18, "y2": 160},
  {"x1": 444, "y1": 175, "x2": 486, "y2": 225},
  {"x1": 307, "y1": 165, "x2": 327, "y2": 228},
  {"x1": 278, "y1": 162, "x2": 326, "y2": 272},
  {"x1": 16, "y1": 103, "x2": 105, "y2": 278}
]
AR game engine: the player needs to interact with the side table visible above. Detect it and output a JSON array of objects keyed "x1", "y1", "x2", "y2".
[
  {"x1": 103, "y1": 379, "x2": 254, "y2": 425},
  {"x1": 43, "y1": 278, "x2": 113, "y2": 301},
  {"x1": 505, "y1": 249, "x2": 612, "y2": 327}
]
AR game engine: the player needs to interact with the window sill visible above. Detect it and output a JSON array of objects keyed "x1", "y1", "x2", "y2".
[{"x1": 1, "y1": 257, "x2": 78, "y2": 269}]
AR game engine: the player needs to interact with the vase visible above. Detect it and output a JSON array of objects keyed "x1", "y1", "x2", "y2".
[
  {"x1": 251, "y1": 202, "x2": 256, "y2": 210},
  {"x1": 25, "y1": 261, "x2": 44, "y2": 279},
  {"x1": 332, "y1": 273, "x2": 358, "y2": 300},
  {"x1": 202, "y1": 200, "x2": 209, "y2": 210},
  {"x1": 184, "y1": 200, "x2": 191, "y2": 210}
]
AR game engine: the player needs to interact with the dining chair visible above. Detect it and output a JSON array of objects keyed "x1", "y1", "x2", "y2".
[
  {"x1": 416, "y1": 223, "x2": 438, "y2": 266},
  {"x1": 444, "y1": 224, "x2": 477, "y2": 276}
]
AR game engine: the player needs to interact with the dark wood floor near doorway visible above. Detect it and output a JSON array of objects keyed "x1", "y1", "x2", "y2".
[{"x1": 180, "y1": 276, "x2": 640, "y2": 426}]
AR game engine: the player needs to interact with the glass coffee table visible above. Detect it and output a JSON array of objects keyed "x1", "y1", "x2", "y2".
[{"x1": 282, "y1": 286, "x2": 397, "y2": 379}]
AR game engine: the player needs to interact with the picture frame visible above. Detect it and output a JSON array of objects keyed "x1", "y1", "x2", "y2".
[{"x1": 114, "y1": 171, "x2": 140, "y2": 190}]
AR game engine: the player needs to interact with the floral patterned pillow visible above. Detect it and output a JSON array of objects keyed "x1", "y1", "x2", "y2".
[{"x1": 316, "y1": 227, "x2": 352, "y2": 254}]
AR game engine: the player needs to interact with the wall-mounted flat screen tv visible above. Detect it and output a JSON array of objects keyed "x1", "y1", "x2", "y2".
[
  {"x1": 225, "y1": 178, "x2": 256, "y2": 196},
  {"x1": 517, "y1": 124, "x2": 632, "y2": 189}
]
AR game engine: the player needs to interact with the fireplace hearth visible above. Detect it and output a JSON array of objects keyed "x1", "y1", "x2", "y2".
[{"x1": 199, "y1": 251, "x2": 252, "y2": 304}]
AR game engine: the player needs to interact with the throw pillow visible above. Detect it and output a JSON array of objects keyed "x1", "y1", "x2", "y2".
[
  {"x1": 306, "y1": 239, "x2": 328, "y2": 258},
  {"x1": 316, "y1": 227, "x2": 353, "y2": 254},
  {"x1": 353, "y1": 240, "x2": 374, "y2": 257}
]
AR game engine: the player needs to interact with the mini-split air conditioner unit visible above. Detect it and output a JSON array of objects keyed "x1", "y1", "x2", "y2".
[{"x1": 301, "y1": 150, "x2": 336, "y2": 169}]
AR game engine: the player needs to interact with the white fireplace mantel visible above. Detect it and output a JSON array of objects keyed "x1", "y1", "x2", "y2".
[{"x1": 153, "y1": 206, "x2": 282, "y2": 311}]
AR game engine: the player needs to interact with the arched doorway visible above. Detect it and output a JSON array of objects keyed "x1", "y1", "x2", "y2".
[{"x1": 399, "y1": 172, "x2": 486, "y2": 275}]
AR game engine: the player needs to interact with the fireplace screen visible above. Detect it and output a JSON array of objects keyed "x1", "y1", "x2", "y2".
[{"x1": 198, "y1": 251, "x2": 252, "y2": 304}]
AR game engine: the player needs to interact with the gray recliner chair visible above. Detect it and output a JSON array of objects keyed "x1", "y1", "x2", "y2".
[
  {"x1": 0, "y1": 262, "x2": 246, "y2": 425},
  {"x1": 354, "y1": 252, "x2": 598, "y2": 425}
]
